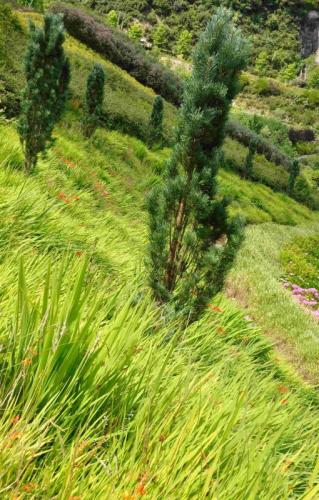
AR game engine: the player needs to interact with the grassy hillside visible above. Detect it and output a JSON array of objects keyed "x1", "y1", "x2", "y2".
[
  {"x1": 2, "y1": 4, "x2": 319, "y2": 210},
  {"x1": 2, "y1": 2, "x2": 319, "y2": 497},
  {"x1": 2, "y1": 118, "x2": 319, "y2": 497},
  {"x1": 228, "y1": 222, "x2": 319, "y2": 382},
  {"x1": 1, "y1": 6, "x2": 177, "y2": 140}
]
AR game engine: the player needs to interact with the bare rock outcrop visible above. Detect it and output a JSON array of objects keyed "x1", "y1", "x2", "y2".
[{"x1": 301, "y1": 11, "x2": 319, "y2": 60}]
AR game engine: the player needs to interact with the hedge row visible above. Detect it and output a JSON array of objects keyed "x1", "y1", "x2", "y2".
[
  {"x1": 225, "y1": 120, "x2": 293, "y2": 171},
  {"x1": 51, "y1": 3, "x2": 183, "y2": 106}
]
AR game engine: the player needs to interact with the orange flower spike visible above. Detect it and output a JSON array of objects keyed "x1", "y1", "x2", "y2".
[
  {"x1": 136, "y1": 482, "x2": 146, "y2": 496},
  {"x1": 10, "y1": 416, "x2": 20, "y2": 425},
  {"x1": 208, "y1": 304, "x2": 223, "y2": 313},
  {"x1": 9, "y1": 431, "x2": 21, "y2": 441},
  {"x1": 217, "y1": 326, "x2": 225, "y2": 334},
  {"x1": 22, "y1": 483, "x2": 37, "y2": 493},
  {"x1": 278, "y1": 385, "x2": 289, "y2": 394},
  {"x1": 22, "y1": 358, "x2": 32, "y2": 367},
  {"x1": 280, "y1": 398, "x2": 288, "y2": 405}
]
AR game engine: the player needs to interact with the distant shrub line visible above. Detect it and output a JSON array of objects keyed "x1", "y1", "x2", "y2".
[
  {"x1": 51, "y1": 3, "x2": 183, "y2": 106},
  {"x1": 226, "y1": 120, "x2": 293, "y2": 171}
]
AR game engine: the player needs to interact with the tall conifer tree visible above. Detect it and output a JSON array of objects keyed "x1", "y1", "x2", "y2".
[
  {"x1": 288, "y1": 159, "x2": 300, "y2": 195},
  {"x1": 148, "y1": 8, "x2": 250, "y2": 321},
  {"x1": 148, "y1": 95, "x2": 164, "y2": 146},
  {"x1": 18, "y1": 14, "x2": 70, "y2": 172},
  {"x1": 84, "y1": 63, "x2": 105, "y2": 137}
]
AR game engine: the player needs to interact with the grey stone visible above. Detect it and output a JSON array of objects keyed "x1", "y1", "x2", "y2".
[{"x1": 301, "y1": 10, "x2": 319, "y2": 58}]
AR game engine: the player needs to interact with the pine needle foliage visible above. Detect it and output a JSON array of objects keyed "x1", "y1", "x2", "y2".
[
  {"x1": 83, "y1": 63, "x2": 105, "y2": 137},
  {"x1": 18, "y1": 14, "x2": 70, "y2": 172},
  {"x1": 148, "y1": 8, "x2": 250, "y2": 321},
  {"x1": 148, "y1": 95, "x2": 164, "y2": 147}
]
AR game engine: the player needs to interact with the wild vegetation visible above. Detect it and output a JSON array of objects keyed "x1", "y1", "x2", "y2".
[
  {"x1": 61, "y1": 0, "x2": 318, "y2": 79},
  {"x1": 1, "y1": 0, "x2": 319, "y2": 497}
]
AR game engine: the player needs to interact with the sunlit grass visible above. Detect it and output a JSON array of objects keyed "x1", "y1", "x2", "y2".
[
  {"x1": 228, "y1": 222, "x2": 319, "y2": 382},
  {"x1": 0, "y1": 119, "x2": 319, "y2": 496},
  {"x1": 0, "y1": 237, "x2": 319, "y2": 497}
]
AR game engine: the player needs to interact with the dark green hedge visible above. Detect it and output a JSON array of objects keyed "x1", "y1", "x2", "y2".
[{"x1": 51, "y1": 3, "x2": 183, "y2": 106}]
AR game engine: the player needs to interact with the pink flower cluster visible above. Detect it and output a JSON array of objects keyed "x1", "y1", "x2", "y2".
[{"x1": 283, "y1": 282, "x2": 319, "y2": 318}]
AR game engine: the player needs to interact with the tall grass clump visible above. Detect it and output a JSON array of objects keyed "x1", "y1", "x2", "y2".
[{"x1": 1, "y1": 253, "x2": 319, "y2": 497}]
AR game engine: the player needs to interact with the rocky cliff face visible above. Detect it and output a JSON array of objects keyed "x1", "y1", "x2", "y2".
[{"x1": 301, "y1": 11, "x2": 319, "y2": 59}]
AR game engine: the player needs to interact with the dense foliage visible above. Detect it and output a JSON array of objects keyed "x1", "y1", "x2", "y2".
[
  {"x1": 67, "y1": 0, "x2": 317, "y2": 77},
  {"x1": 148, "y1": 9, "x2": 249, "y2": 320},
  {"x1": 18, "y1": 14, "x2": 70, "y2": 171},
  {"x1": 51, "y1": 3, "x2": 183, "y2": 105}
]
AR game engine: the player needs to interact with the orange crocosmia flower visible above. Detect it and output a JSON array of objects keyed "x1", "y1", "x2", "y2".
[
  {"x1": 208, "y1": 304, "x2": 223, "y2": 313},
  {"x1": 22, "y1": 483, "x2": 37, "y2": 493},
  {"x1": 10, "y1": 416, "x2": 20, "y2": 425},
  {"x1": 76, "y1": 251, "x2": 83, "y2": 258},
  {"x1": 280, "y1": 398, "x2": 288, "y2": 405},
  {"x1": 22, "y1": 358, "x2": 32, "y2": 367},
  {"x1": 63, "y1": 158, "x2": 76, "y2": 169},
  {"x1": 136, "y1": 482, "x2": 146, "y2": 496},
  {"x1": 278, "y1": 385, "x2": 289, "y2": 394},
  {"x1": 9, "y1": 431, "x2": 21, "y2": 441}
]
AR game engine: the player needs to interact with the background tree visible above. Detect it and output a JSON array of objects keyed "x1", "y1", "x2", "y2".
[
  {"x1": 83, "y1": 63, "x2": 105, "y2": 137},
  {"x1": 153, "y1": 23, "x2": 170, "y2": 50},
  {"x1": 18, "y1": 14, "x2": 70, "y2": 172},
  {"x1": 106, "y1": 9, "x2": 118, "y2": 28},
  {"x1": 128, "y1": 21, "x2": 144, "y2": 42},
  {"x1": 244, "y1": 138, "x2": 256, "y2": 178},
  {"x1": 288, "y1": 159, "x2": 300, "y2": 195},
  {"x1": 148, "y1": 8, "x2": 250, "y2": 321},
  {"x1": 148, "y1": 95, "x2": 164, "y2": 146},
  {"x1": 175, "y1": 29, "x2": 192, "y2": 59},
  {"x1": 244, "y1": 115, "x2": 262, "y2": 178}
]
